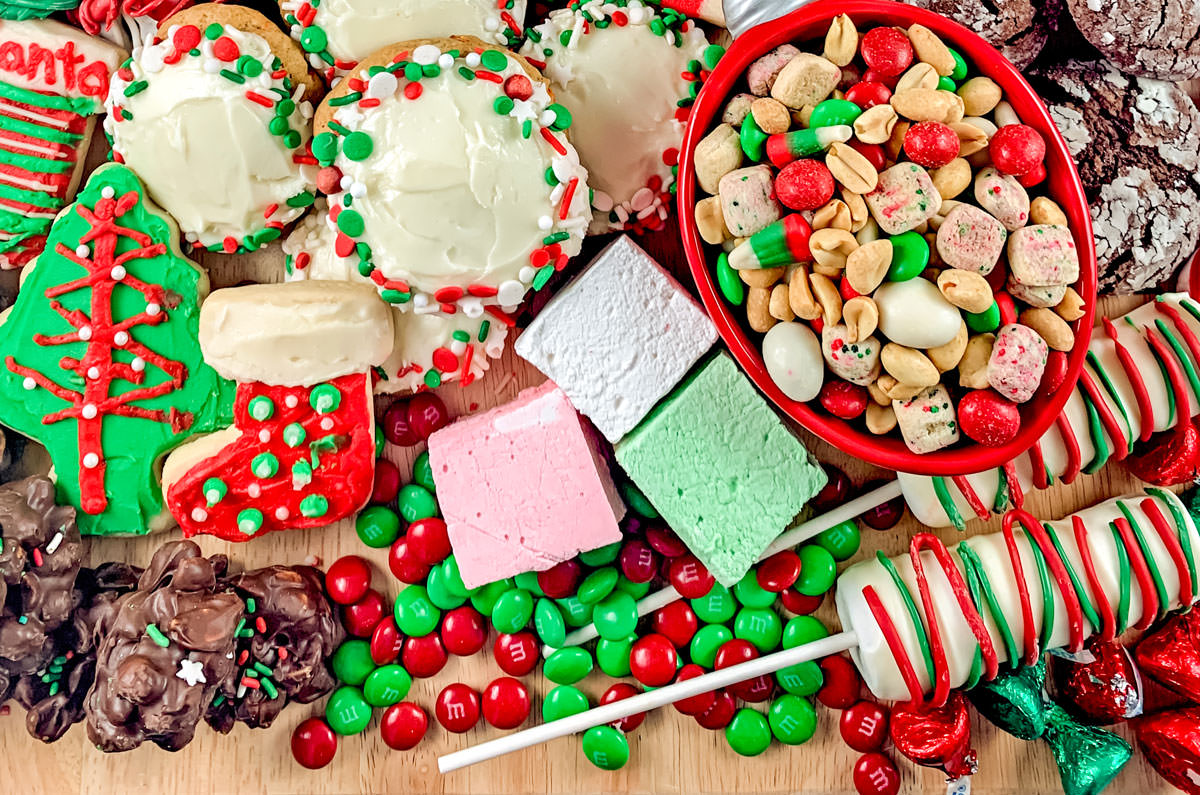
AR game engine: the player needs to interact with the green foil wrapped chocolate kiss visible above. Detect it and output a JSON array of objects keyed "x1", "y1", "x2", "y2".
[{"x1": 968, "y1": 657, "x2": 1048, "y2": 740}]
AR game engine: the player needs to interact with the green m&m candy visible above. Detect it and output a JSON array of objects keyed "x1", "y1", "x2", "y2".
[
  {"x1": 620, "y1": 482, "x2": 658, "y2": 518},
  {"x1": 364, "y1": 664, "x2": 412, "y2": 707},
  {"x1": 948, "y1": 47, "x2": 968, "y2": 80},
  {"x1": 534, "y1": 598, "x2": 567, "y2": 647},
  {"x1": 331, "y1": 639, "x2": 374, "y2": 686},
  {"x1": 734, "y1": 607, "x2": 783, "y2": 653},
  {"x1": 937, "y1": 75, "x2": 956, "y2": 92},
  {"x1": 557, "y1": 595, "x2": 594, "y2": 627},
  {"x1": 426, "y1": 564, "x2": 467, "y2": 611},
  {"x1": 716, "y1": 251, "x2": 745, "y2": 306},
  {"x1": 439, "y1": 556, "x2": 471, "y2": 597},
  {"x1": 393, "y1": 585, "x2": 440, "y2": 637},
  {"x1": 326, "y1": 686, "x2": 372, "y2": 735},
  {"x1": 776, "y1": 616, "x2": 829, "y2": 696},
  {"x1": 355, "y1": 505, "x2": 400, "y2": 548},
  {"x1": 690, "y1": 624, "x2": 733, "y2": 668},
  {"x1": 614, "y1": 577, "x2": 651, "y2": 600},
  {"x1": 782, "y1": 615, "x2": 829, "y2": 649},
  {"x1": 768, "y1": 695, "x2": 817, "y2": 745},
  {"x1": 577, "y1": 567, "x2": 619, "y2": 604},
  {"x1": 740, "y1": 113, "x2": 767, "y2": 161},
  {"x1": 725, "y1": 708, "x2": 772, "y2": 756},
  {"x1": 544, "y1": 647, "x2": 594, "y2": 685},
  {"x1": 692, "y1": 582, "x2": 737, "y2": 624},
  {"x1": 596, "y1": 636, "x2": 634, "y2": 677},
  {"x1": 413, "y1": 450, "x2": 436, "y2": 493},
  {"x1": 814, "y1": 519, "x2": 861, "y2": 561},
  {"x1": 794, "y1": 545, "x2": 836, "y2": 596},
  {"x1": 582, "y1": 725, "x2": 630, "y2": 770},
  {"x1": 734, "y1": 572, "x2": 776, "y2": 608},
  {"x1": 809, "y1": 98, "x2": 861, "y2": 129},
  {"x1": 580, "y1": 541, "x2": 621, "y2": 566},
  {"x1": 592, "y1": 590, "x2": 638, "y2": 641},
  {"x1": 491, "y1": 588, "x2": 535, "y2": 634},
  {"x1": 514, "y1": 571, "x2": 546, "y2": 597},
  {"x1": 397, "y1": 484, "x2": 438, "y2": 522},
  {"x1": 471, "y1": 579, "x2": 511, "y2": 615},
  {"x1": 966, "y1": 300, "x2": 1001, "y2": 332},
  {"x1": 543, "y1": 685, "x2": 590, "y2": 722},
  {"x1": 887, "y1": 231, "x2": 930, "y2": 281}
]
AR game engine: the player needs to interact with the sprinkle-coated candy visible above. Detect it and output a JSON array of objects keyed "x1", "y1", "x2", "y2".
[
  {"x1": 441, "y1": 605, "x2": 488, "y2": 656},
  {"x1": 735, "y1": 607, "x2": 784, "y2": 653},
  {"x1": 494, "y1": 632, "x2": 539, "y2": 676},
  {"x1": 394, "y1": 586, "x2": 441, "y2": 637},
  {"x1": 544, "y1": 685, "x2": 590, "y2": 722},
  {"x1": 534, "y1": 598, "x2": 567, "y2": 647},
  {"x1": 903, "y1": 122, "x2": 960, "y2": 169},
  {"x1": 332, "y1": 639, "x2": 375, "y2": 686},
  {"x1": 592, "y1": 590, "x2": 639, "y2": 641},
  {"x1": 356, "y1": 506, "x2": 400, "y2": 548},
  {"x1": 580, "y1": 541, "x2": 621, "y2": 567},
  {"x1": 402, "y1": 627, "x2": 448, "y2": 678},
  {"x1": 326, "y1": 686, "x2": 372, "y2": 735},
  {"x1": 370, "y1": 617, "x2": 403, "y2": 666},
  {"x1": 780, "y1": 588, "x2": 824, "y2": 615},
  {"x1": 435, "y1": 683, "x2": 481, "y2": 733},
  {"x1": 989, "y1": 124, "x2": 1046, "y2": 177},
  {"x1": 672, "y1": 663, "x2": 717, "y2": 716},
  {"x1": 690, "y1": 624, "x2": 733, "y2": 668},
  {"x1": 820, "y1": 381, "x2": 869, "y2": 420},
  {"x1": 343, "y1": 589, "x2": 386, "y2": 637},
  {"x1": 795, "y1": 545, "x2": 836, "y2": 596},
  {"x1": 600, "y1": 682, "x2": 647, "y2": 732},
  {"x1": 596, "y1": 636, "x2": 635, "y2": 677},
  {"x1": 406, "y1": 518, "x2": 452, "y2": 565},
  {"x1": 887, "y1": 231, "x2": 929, "y2": 282},
  {"x1": 725, "y1": 708, "x2": 772, "y2": 756},
  {"x1": 482, "y1": 677, "x2": 531, "y2": 729},
  {"x1": 860, "y1": 27, "x2": 913, "y2": 76},
  {"x1": 292, "y1": 717, "x2": 337, "y2": 769},
  {"x1": 537, "y1": 559, "x2": 581, "y2": 598},
  {"x1": 630, "y1": 634, "x2": 678, "y2": 687},
  {"x1": 841, "y1": 700, "x2": 890, "y2": 752},
  {"x1": 817, "y1": 655, "x2": 862, "y2": 709},
  {"x1": 769, "y1": 694, "x2": 818, "y2": 745},
  {"x1": 364, "y1": 664, "x2": 412, "y2": 707},
  {"x1": 958, "y1": 389, "x2": 1021, "y2": 446},
  {"x1": 582, "y1": 725, "x2": 630, "y2": 770},
  {"x1": 544, "y1": 647, "x2": 594, "y2": 685},
  {"x1": 389, "y1": 538, "x2": 431, "y2": 584},
  {"x1": 734, "y1": 571, "x2": 777, "y2": 608},
  {"x1": 397, "y1": 484, "x2": 438, "y2": 522},
  {"x1": 776, "y1": 159, "x2": 835, "y2": 212},
  {"x1": 696, "y1": 690, "x2": 737, "y2": 730},
  {"x1": 853, "y1": 752, "x2": 901, "y2": 795},
  {"x1": 326, "y1": 556, "x2": 372, "y2": 605},
  {"x1": 652, "y1": 600, "x2": 699, "y2": 648},
  {"x1": 757, "y1": 550, "x2": 802, "y2": 592},
  {"x1": 814, "y1": 519, "x2": 861, "y2": 561},
  {"x1": 380, "y1": 702, "x2": 427, "y2": 750},
  {"x1": 577, "y1": 567, "x2": 619, "y2": 604},
  {"x1": 471, "y1": 579, "x2": 512, "y2": 615},
  {"x1": 670, "y1": 554, "x2": 715, "y2": 599},
  {"x1": 491, "y1": 588, "x2": 535, "y2": 634}
]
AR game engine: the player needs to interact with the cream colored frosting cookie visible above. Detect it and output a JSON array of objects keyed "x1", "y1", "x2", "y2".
[
  {"x1": 520, "y1": 0, "x2": 708, "y2": 233},
  {"x1": 104, "y1": 7, "x2": 320, "y2": 253}
]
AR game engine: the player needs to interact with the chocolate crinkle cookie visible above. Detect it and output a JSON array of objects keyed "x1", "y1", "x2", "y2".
[
  {"x1": 1066, "y1": 0, "x2": 1200, "y2": 79},
  {"x1": 206, "y1": 565, "x2": 342, "y2": 733},
  {"x1": 85, "y1": 541, "x2": 243, "y2": 753},
  {"x1": 1025, "y1": 59, "x2": 1200, "y2": 293},
  {"x1": 902, "y1": 0, "x2": 1063, "y2": 68}
]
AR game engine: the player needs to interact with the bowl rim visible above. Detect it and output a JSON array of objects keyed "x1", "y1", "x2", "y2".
[{"x1": 677, "y1": 0, "x2": 1098, "y2": 476}]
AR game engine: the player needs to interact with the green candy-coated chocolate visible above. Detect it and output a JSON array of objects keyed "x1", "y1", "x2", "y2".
[
  {"x1": 776, "y1": 660, "x2": 824, "y2": 696},
  {"x1": 557, "y1": 595, "x2": 595, "y2": 627},
  {"x1": 413, "y1": 450, "x2": 436, "y2": 493},
  {"x1": 544, "y1": 647, "x2": 594, "y2": 685},
  {"x1": 514, "y1": 571, "x2": 546, "y2": 597},
  {"x1": 692, "y1": 582, "x2": 737, "y2": 624},
  {"x1": 734, "y1": 607, "x2": 783, "y2": 653},
  {"x1": 580, "y1": 542, "x2": 621, "y2": 566},
  {"x1": 582, "y1": 725, "x2": 630, "y2": 770},
  {"x1": 740, "y1": 113, "x2": 767, "y2": 162},
  {"x1": 543, "y1": 685, "x2": 590, "y2": 722},
  {"x1": 887, "y1": 231, "x2": 929, "y2": 282},
  {"x1": 615, "y1": 577, "x2": 651, "y2": 600},
  {"x1": 809, "y1": 98, "x2": 862, "y2": 129},
  {"x1": 471, "y1": 579, "x2": 511, "y2": 615},
  {"x1": 734, "y1": 572, "x2": 776, "y2": 608},
  {"x1": 814, "y1": 519, "x2": 860, "y2": 561},
  {"x1": 596, "y1": 636, "x2": 634, "y2": 677},
  {"x1": 966, "y1": 301, "x2": 1001, "y2": 332},
  {"x1": 326, "y1": 686, "x2": 372, "y2": 735},
  {"x1": 782, "y1": 615, "x2": 829, "y2": 649},
  {"x1": 948, "y1": 47, "x2": 968, "y2": 80},
  {"x1": 577, "y1": 567, "x2": 619, "y2": 605},
  {"x1": 534, "y1": 598, "x2": 566, "y2": 647},
  {"x1": 491, "y1": 589, "x2": 535, "y2": 634},
  {"x1": 426, "y1": 565, "x2": 467, "y2": 610},
  {"x1": 937, "y1": 75, "x2": 956, "y2": 92},
  {"x1": 393, "y1": 586, "x2": 441, "y2": 637},
  {"x1": 620, "y1": 481, "x2": 659, "y2": 518},
  {"x1": 768, "y1": 695, "x2": 817, "y2": 745},
  {"x1": 397, "y1": 484, "x2": 438, "y2": 522},
  {"x1": 690, "y1": 624, "x2": 733, "y2": 668},
  {"x1": 725, "y1": 708, "x2": 772, "y2": 756},
  {"x1": 439, "y1": 556, "x2": 472, "y2": 597},
  {"x1": 794, "y1": 545, "x2": 836, "y2": 596},
  {"x1": 331, "y1": 639, "x2": 374, "y2": 686},
  {"x1": 363, "y1": 664, "x2": 411, "y2": 707},
  {"x1": 592, "y1": 590, "x2": 639, "y2": 641},
  {"x1": 716, "y1": 251, "x2": 745, "y2": 306},
  {"x1": 355, "y1": 505, "x2": 400, "y2": 548}
]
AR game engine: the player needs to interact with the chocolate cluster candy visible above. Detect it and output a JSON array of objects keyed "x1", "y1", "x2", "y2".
[
  {"x1": 206, "y1": 565, "x2": 342, "y2": 733},
  {"x1": 86, "y1": 541, "x2": 242, "y2": 752}
]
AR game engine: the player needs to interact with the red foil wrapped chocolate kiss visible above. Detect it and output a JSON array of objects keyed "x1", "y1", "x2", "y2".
[
  {"x1": 1136, "y1": 609, "x2": 1200, "y2": 702},
  {"x1": 1125, "y1": 420, "x2": 1200, "y2": 486},
  {"x1": 1135, "y1": 707, "x2": 1200, "y2": 795},
  {"x1": 1051, "y1": 641, "x2": 1143, "y2": 725},
  {"x1": 889, "y1": 691, "x2": 977, "y2": 779}
]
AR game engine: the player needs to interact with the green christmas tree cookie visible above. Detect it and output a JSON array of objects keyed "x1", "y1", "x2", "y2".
[{"x1": 0, "y1": 163, "x2": 235, "y2": 535}]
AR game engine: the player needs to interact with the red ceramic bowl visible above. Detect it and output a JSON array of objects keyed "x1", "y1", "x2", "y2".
[{"x1": 678, "y1": 0, "x2": 1097, "y2": 476}]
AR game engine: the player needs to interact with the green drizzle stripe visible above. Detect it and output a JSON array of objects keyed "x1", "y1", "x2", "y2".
[
  {"x1": 994, "y1": 468, "x2": 1010, "y2": 513},
  {"x1": 0, "y1": 112, "x2": 82, "y2": 144},
  {"x1": 876, "y1": 550, "x2": 937, "y2": 686},
  {"x1": 1079, "y1": 388, "x2": 1111, "y2": 474},
  {"x1": 932, "y1": 476, "x2": 965, "y2": 531},
  {"x1": 955, "y1": 555, "x2": 985, "y2": 691},
  {"x1": 1086, "y1": 351, "x2": 1134, "y2": 454},
  {"x1": 1025, "y1": 529, "x2": 1056, "y2": 656},
  {"x1": 1148, "y1": 486, "x2": 1199, "y2": 596},
  {"x1": 0, "y1": 81, "x2": 100, "y2": 115},
  {"x1": 1134, "y1": 315, "x2": 1177, "y2": 426},
  {"x1": 1109, "y1": 521, "x2": 1132, "y2": 635},
  {"x1": 1156, "y1": 317, "x2": 1200, "y2": 407},
  {"x1": 1042, "y1": 522, "x2": 1102, "y2": 634},
  {"x1": 959, "y1": 541, "x2": 1019, "y2": 668},
  {"x1": 1116, "y1": 499, "x2": 1169, "y2": 622}
]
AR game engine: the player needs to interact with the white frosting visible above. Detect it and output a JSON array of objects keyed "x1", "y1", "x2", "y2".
[
  {"x1": 104, "y1": 25, "x2": 316, "y2": 251},
  {"x1": 837, "y1": 490, "x2": 1200, "y2": 701},
  {"x1": 519, "y1": 0, "x2": 706, "y2": 232}
]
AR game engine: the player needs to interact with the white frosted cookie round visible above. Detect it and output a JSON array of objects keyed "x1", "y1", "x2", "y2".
[
  {"x1": 104, "y1": 10, "x2": 319, "y2": 253},
  {"x1": 280, "y1": 0, "x2": 527, "y2": 82},
  {"x1": 283, "y1": 203, "x2": 508, "y2": 392},
  {"x1": 311, "y1": 37, "x2": 590, "y2": 325},
  {"x1": 520, "y1": 0, "x2": 709, "y2": 233}
]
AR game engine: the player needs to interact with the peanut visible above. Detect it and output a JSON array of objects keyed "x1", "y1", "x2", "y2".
[
  {"x1": 769, "y1": 283, "x2": 795, "y2": 321},
  {"x1": 853, "y1": 104, "x2": 898, "y2": 145},
  {"x1": 751, "y1": 97, "x2": 792, "y2": 135},
  {"x1": 841, "y1": 189, "x2": 869, "y2": 232},
  {"x1": 809, "y1": 272, "x2": 843, "y2": 326},
  {"x1": 846, "y1": 239, "x2": 893, "y2": 294},
  {"x1": 843, "y1": 296, "x2": 879, "y2": 343},
  {"x1": 812, "y1": 199, "x2": 853, "y2": 231},
  {"x1": 739, "y1": 265, "x2": 784, "y2": 288},
  {"x1": 881, "y1": 343, "x2": 940, "y2": 387},
  {"x1": 827, "y1": 141, "x2": 878, "y2": 194},
  {"x1": 885, "y1": 120, "x2": 910, "y2": 163},
  {"x1": 1021, "y1": 308, "x2": 1074, "y2": 351},
  {"x1": 927, "y1": 320, "x2": 968, "y2": 372},
  {"x1": 855, "y1": 217, "x2": 881, "y2": 245},
  {"x1": 694, "y1": 196, "x2": 730, "y2": 244},
  {"x1": 957, "y1": 77, "x2": 1002, "y2": 116},
  {"x1": 793, "y1": 104, "x2": 815, "y2": 128},
  {"x1": 865, "y1": 403, "x2": 897, "y2": 434},
  {"x1": 694, "y1": 124, "x2": 743, "y2": 194},
  {"x1": 788, "y1": 266, "x2": 820, "y2": 319},
  {"x1": 810, "y1": 227, "x2": 859, "y2": 271},
  {"x1": 1031, "y1": 196, "x2": 1069, "y2": 227},
  {"x1": 958, "y1": 333, "x2": 994, "y2": 389},
  {"x1": 895, "y1": 62, "x2": 939, "y2": 93},
  {"x1": 876, "y1": 373, "x2": 924, "y2": 401},
  {"x1": 823, "y1": 14, "x2": 858, "y2": 67},
  {"x1": 993, "y1": 100, "x2": 1020, "y2": 128},
  {"x1": 867, "y1": 378, "x2": 891, "y2": 406},
  {"x1": 937, "y1": 268, "x2": 994, "y2": 313},
  {"x1": 907, "y1": 24, "x2": 956, "y2": 76},
  {"x1": 1054, "y1": 286, "x2": 1087, "y2": 322},
  {"x1": 747, "y1": 287, "x2": 776, "y2": 333},
  {"x1": 891, "y1": 88, "x2": 962, "y2": 123},
  {"x1": 930, "y1": 157, "x2": 971, "y2": 200}
]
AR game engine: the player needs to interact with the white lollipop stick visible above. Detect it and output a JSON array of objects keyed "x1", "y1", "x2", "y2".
[
  {"x1": 544, "y1": 479, "x2": 902, "y2": 655},
  {"x1": 439, "y1": 630, "x2": 859, "y2": 773}
]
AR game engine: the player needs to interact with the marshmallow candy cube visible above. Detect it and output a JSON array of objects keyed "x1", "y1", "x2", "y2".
[
  {"x1": 822, "y1": 324, "x2": 882, "y2": 385},
  {"x1": 1007, "y1": 224, "x2": 1080, "y2": 287},
  {"x1": 515, "y1": 235, "x2": 717, "y2": 443},
  {"x1": 893, "y1": 384, "x2": 959, "y2": 454},
  {"x1": 719, "y1": 165, "x2": 782, "y2": 238},
  {"x1": 987, "y1": 323, "x2": 1048, "y2": 403},
  {"x1": 935, "y1": 204, "x2": 1007, "y2": 275},
  {"x1": 865, "y1": 163, "x2": 942, "y2": 235},
  {"x1": 616, "y1": 354, "x2": 827, "y2": 587},
  {"x1": 428, "y1": 382, "x2": 625, "y2": 589}
]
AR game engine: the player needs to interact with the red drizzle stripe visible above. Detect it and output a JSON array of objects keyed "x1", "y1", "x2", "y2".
[
  {"x1": 1112, "y1": 515, "x2": 1159, "y2": 630},
  {"x1": 1002, "y1": 461, "x2": 1024, "y2": 509},
  {"x1": 1157, "y1": 300, "x2": 1200, "y2": 405},
  {"x1": 863, "y1": 585, "x2": 925, "y2": 704},
  {"x1": 1028, "y1": 440, "x2": 1049, "y2": 490},
  {"x1": 1055, "y1": 412, "x2": 1081, "y2": 484},
  {"x1": 1079, "y1": 368, "x2": 1128, "y2": 460},
  {"x1": 951, "y1": 474, "x2": 989, "y2": 521},
  {"x1": 1073, "y1": 514, "x2": 1115, "y2": 643},
  {"x1": 1103, "y1": 317, "x2": 1154, "y2": 441},
  {"x1": 1142, "y1": 496, "x2": 1193, "y2": 607},
  {"x1": 1001, "y1": 516, "x2": 1039, "y2": 666},
  {"x1": 1145, "y1": 325, "x2": 1192, "y2": 431},
  {"x1": 1008, "y1": 509, "x2": 1086, "y2": 652}
]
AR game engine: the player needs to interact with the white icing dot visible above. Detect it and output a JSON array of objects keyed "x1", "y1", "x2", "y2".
[
  {"x1": 146, "y1": 303, "x2": 161, "y2": 316},
  {"x1": 203, "y1": 59, "x2": 221, "y2": 74},
  {"x1": 81, "y1": 404, "x2": 97, "y2": 419},
  {"x1": 248, "y1": 483, "x2": 262, "y2": 498},
  {"x1": 465, "y1": 52, "x2": 481, "y2": 68},
  {"x1": 498, "y1": 280, "x2": 526, "y2": 304},
  {"x1": 350, "y1": 182, "x2": 366, "y2": 199},
  {"x1": 365, "y1": 71, "x2": 398, "y2": 100},
  {"x1": 22, "y1": 377, "x2": 35, "y2": 390},
  {"x1": 75, "y1": 245, "x2": 89, "y2": 258},
  {"x1": 537, "y1": 215, "x2": 553, "y2": 231},
  {"x1": 82, "y1": 453, "x2": 100, "y2": 469},
  {"x1": 78, "y1": 326, "x2": 92, "y2": 341},
  {"x1": 275, "y1": 507, "x2": 289, "y2": 521},
  {"x1": 285, "y1": 395, "x2": 299, "y2": 408},
  {"x1": 185, "y1": 232, "x2": 199, "y2": 243},
  {"x1": 630, "y1": 187, "x2": 655, "y2": 212},
  {"x1": 131, "y1": 357, "x2": 146, "y2": 372},
  {"x1": 320, "y1": 417, "x2": 334, "y2": 431},
  {"x1": 460, "y1": 296, "x2": 484, "y2": 318},
  {"x1": 86, "y1": 367, "x2": 100, "y2": 379},
  {"x1": 340, "y1": 175, "x2": 354, "y2": 191},
  {"x1": 191, "y1": 508, "x2": 208, "y2": 522},
  {"x1": 518, "y1": 266, "x2": 535, "y2": 284},
  {"x1": 110, "y1": 265, "x2": 127, "y2": 280},
  {"x1": 484, "y1": 16, "x2": 500, "y2": 31},
  {"x1": 114, "y1": 331, "x2": 129, "y2": 346},
  {"x1": 258, "y1": 429, "x2": 270, "y2": 443},
  {"x1": 438, "y1": 53, "x2": 454, "y2": 69},
  {"x1": 412, "y1": 293, "x2": 430, "y2": 309},
  {"x1": 100, "y1": 187, "x2": 115, "y2": 199},
  {"x1": 413, "y1": 44, "x2": 441, "y2": 65}
]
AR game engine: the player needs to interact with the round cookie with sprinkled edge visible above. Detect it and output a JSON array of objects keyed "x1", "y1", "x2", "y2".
[
  {"x1": 283, "y1": 203, "x2": 508, "y2": 392},
  {"x1": 310, "y1": 36, "x2": 591, "y2": 341},
  {"x1": 280, "y1": 0, "x2": 527, "y2": 83},
  {"x1": 104, "y1": 6, "x2": 322, "y2": 254},
  {"x1": 520, "y1": 0, "x2": 712, "y2": 233}
]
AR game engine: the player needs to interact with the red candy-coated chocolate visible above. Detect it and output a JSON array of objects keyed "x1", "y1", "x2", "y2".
[
  {"x1": 435, "y1": 683, "x2": 481, "y2": 733},
  {"x1": 407, "y1": 392, "x2": 449, "y2": 440},
  {"x1": 1135, "y1": 707, "x2": 1200, "y2": 795},
  {"x1": 388, "y1": 538, "x2": 431, "y2": 584},
  {"x1": 813, "y1": 467, "x2": 851, "y2": 512},
  {"x1": 646, "y1": 525, "x2": 687, "y2": 557},
  {"x1": 653, "y1": 600, "x2": 699, "y2": 648},
  {"x1": 600, "y1": 682, "x2": 646, "y2": 731},
  {"x1": 494, "y1": 631, "x2": 540, "y2": 676},
  {"x1": 1041, "y1": 350, "x2": 1070, "y2": 395},
  {"x1": 370, "y1": 617, "x2": 403, "y2": 666},
  {"x1": 756, "y1": 550, "x2": 802, "y2": 592},
  {"x1": 860, "y1": 27, "x2": 913, "y2": 77},
  {"x1": 860, "y1": 482, "x2": 906, "y2": 530},
  {"x1": 481, "y1": 677, "x2": 531, "y2": 730},
  {"x1": 326, "y1": 556, "x2": 372, "y2": 605},
  {"x1": 406, "y1": 517, "x2": 452, "y2": 566},
  {"x1": 630, "y1": 633, "x2": 678, "y2": 687},
  {"x1": 537, "y1": 559, "x2": 582, "y2": 599},
  {"x1": 343, "y1": 588, "x2": 386, "y2": 637},
  {"x1": 672, "y1": 663, "x2": 717, "y2": 715},
  {"x1": 714, "y1": 639, "x2": 773, "y2": 702},
  {"x1": 841, "y1": 701, "x2": 890, "y2": 752},
  {"x1": 840, "y1": 276, "x2": 862, "y2": 302},
  {"x1": 844, "y1": 80, "x2": 891, "y2": 109},
  {"x1": 989, "y1": 124, "x2": 1046, "y2": 176},
  {"x1": 958, "y1": 389, "x2": 1021, "y2": 447},
  {"x1": 441, "y1": 605, "x2": 488, "y2": 656},
  {"x1": 995, "y1": 291, "x2": 1018, "y2": 325},
  {"x1": 817, "y1": 655, "x2": 861, "y2": 708},
  {"x1": 820, "y1": 380, "x2": 868, "y2": 420},
  {"x1": 371, "y1": 459, "x2": 401, "y2": 505},
  {"x1": 695, "y1": 689, "x2": 737, "y2": 730},
  {"x1": 292, "y1": 717, "x2": 337, "y2": 769},
  {"x1": 1052, "y1": 640, "x2": 1142, "y2": 724},
  {"x1": 847, "y1": 139, "x2": 887, "y2": 172},
  {"x1": 381, "y1": 398, "x2": 420, "y2": 446},
  {"x1": 903, "y1": 121, "x2": 959, "y2": 169},
  {"x1": 889, "y1": 692, "x2": 976, "y2": 778},
  {"x1": 780, "y1": 588, "x2": 824, "y2": 615},
  {"x1": 380, "y1": 702, "x2": 428, "y2": 750},
  {"x1": 668, "y1": 554, "x2": 715, "y2": 599},
  {"x1": 619, "y1": 539, "x2": 660, "y2": 584},
  {"x1": 861, "y1": 68, "x2": 900, "y2": 89},
  {"x1": 402, "y1": 633, "x2": 448, "y2": 678},
  {"x1": 853, "y1": 752, "x2": 901, "y2": 795},
  {"x1": 1017, "y1": 160, "x2": 1047, "y2": 187},
  {"x1": 776, "y1": 159, "x2": 835, "y2": 211}
]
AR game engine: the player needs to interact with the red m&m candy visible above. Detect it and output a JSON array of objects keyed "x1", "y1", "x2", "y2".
[
  {"x1": 619, "y1": 539, "x2": 660, "y2": 584},
  {"x1": 381, "y1": 702, "x2": 428, "y2": 750},
  {"x1": 695, "y1": 689, "x2": 737, "y2": 730},
  {"x1": 441, "y1": 605, "x2": 488, "y2": 656},
  {"x1": 292, "y1": 717, "x2": 337, "y2": 769},
  {"x1": 406, "y1": 518, "x2": 452, "y2": 566},
  {"x1": 343, "y1": 588, "x2": 386, "y2": 637},
  {"x1": 652, "y1": 600, "x2": 699, "y2": 648},
  {"x1": 776, "y1": 159, "x2": 835, "y2": 211},
  {"x1": 629, "y1": 633, "x2": 678, "y2": 687},
  {"x1": 840, "y1": 701, "x2": 890, "y2": 752},
  {"x1": 817, "y1": 655, "x2": 862, "y2": 709},
  {"x1": 853, "y1": 752, "x2": 901, "y2": 795},
  {"x1": 481, "y1": 677, "x2": 531, "y2": 729},
  {"x1": 819, "y1": 380, "x2": 868, "y2": 420},
  {"x1": 402, "y1": 633, "x2": 448, "y2": 678},
  {"x1": 989, "y1": 124, "x2": 1046, "y2": 176},
  {"x1": 370, "y1": 617, "x2": 403, "y2": 666},
  {"x1": 382, "y1": 398, "x2": 419, "y2": 446},
  {"x1": 668, "y1": 554, "x2": 715, "y2": 599},
  {"x1": 407, "y1": 392, "x2": 449, "y2": 440},
  {"x1": 494, "y1": 631, "x2": 540, "y2": 676},
  {"x1": 599, "y1": 682, "x2": 646, "y2": 732},
  {"x1": 780, "y1": 588, "x2": 824, "y2": 615},
  {"x1": 756, "y1": 550, "x2": 801, "y2": 593},
  {"x1": 903, "y1": 121, "x2": 960, "y2": 169},
  {"x1": 671, "y1": 663, "x2": 716, "y2": 716},
  {"x1": 388, "y1": 538, "x2": 431, "y2": 584},
  {"x1": 860, "y1": 27, "x2": 913, "y2": 77},
  {"x1": 326, "y1": 556, "x2": 372, "y2": 605},
  {"x1": 371, "y1": 459, "x2": 401, "y2": 504},
  {"x1": 537, "y1": 559, "x2": 582, "y2": 598},
  {"x1": 435, "y1": 683, "x2": 481, "y2": 733},
  {"x1": 844, "y1": 81, "x2": 891, "y2": 109}
]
